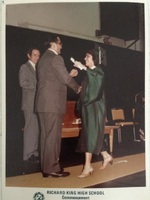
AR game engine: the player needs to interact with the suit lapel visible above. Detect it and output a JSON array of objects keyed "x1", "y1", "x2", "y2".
[{"x1": 27, "y1": 61, "x2": 37, "y2": 83}]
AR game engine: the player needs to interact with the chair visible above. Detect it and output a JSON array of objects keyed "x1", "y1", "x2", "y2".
[
  {"x1": 111, "y1": 108, "x2": 136, "y2": 143},
  {"x1": 132, "y1": 108, "x2": 140, "y2": 142}
]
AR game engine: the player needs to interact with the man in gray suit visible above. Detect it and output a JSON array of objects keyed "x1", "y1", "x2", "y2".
[
  {"x1": 36, "y1": 36, "x2": 80, "y2": 178},
  {"x1": 19, "y1": 47, "x2": 40, "y2": 163}
]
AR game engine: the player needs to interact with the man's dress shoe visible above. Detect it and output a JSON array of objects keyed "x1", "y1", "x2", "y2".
[
  {"x1": 43, "y1": 171, "x2": 70, "y2": 178},
  {"x1": 25, "y1": 155, "x2": 39, "y2": 164},
  {"x1": 22, "y1": 155, "x2": 40, "y2": 175}
]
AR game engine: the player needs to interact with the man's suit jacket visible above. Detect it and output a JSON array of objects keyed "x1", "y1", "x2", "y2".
[
  {"x1": 19, "y1": 61, "x2": 37, "y2": 111},
  {"x1": 36, "y1": 50, "x2": 79, "y2": 114}
]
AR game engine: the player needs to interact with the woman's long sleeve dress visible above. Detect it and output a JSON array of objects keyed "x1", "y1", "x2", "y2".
[{"x1": 76, "y1": 66, "x2": 106, "y2": 155}]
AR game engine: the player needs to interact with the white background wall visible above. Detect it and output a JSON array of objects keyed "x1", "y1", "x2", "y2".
[
  {"x1": 6, "y1": 3, "x2": 101, "y2": 42},
  {"x1": 5, "y1": 2, "x2": 144, "y2": 50}
]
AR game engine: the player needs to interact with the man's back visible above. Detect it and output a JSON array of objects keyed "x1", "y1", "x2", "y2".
[{"x1": 36, "y1": 50, "x2": 67, "y2": 114}]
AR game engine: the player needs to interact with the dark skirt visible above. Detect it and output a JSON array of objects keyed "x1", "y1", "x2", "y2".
[{"x1": 76, "y1": 100, "x2": 105, "y2": 155}]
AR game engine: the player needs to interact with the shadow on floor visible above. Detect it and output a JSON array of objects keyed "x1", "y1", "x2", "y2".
[{"x1": 87, "y1": 171, "x2": 146, "y2": 188}]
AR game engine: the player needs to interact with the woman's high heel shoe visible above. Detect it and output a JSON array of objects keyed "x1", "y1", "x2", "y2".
[
  {"x1": 78, "y1": 166, "x2": 94, "y2": 178},
  {"x1": 100, "y1": 156, "x2": 113, "y2": 170}
]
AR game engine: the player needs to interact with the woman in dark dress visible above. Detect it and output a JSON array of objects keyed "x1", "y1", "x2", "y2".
[{"x1": 74, "y1": 48, "x2": 113, "y2": 178}]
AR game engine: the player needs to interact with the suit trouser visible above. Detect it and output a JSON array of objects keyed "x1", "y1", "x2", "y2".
[
  {"x1": 38, "y1": 112, "x2": 63, "y2": 174},
  {"x1": 23, "y1": 111, "x2": 39, "y2": 160}
]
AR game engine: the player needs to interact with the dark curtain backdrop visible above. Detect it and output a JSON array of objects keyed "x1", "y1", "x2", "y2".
[{"x1": 6, "y1": 25, "x2": 144, "y2": 176}]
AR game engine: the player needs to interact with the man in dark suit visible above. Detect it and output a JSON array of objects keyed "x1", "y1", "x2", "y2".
[
  {"x1": 19, "y1": 48, "x2": 40, "y2": 163},
  {"x1": 36, "y1": 36, "x2": 80, "y2": 178}
]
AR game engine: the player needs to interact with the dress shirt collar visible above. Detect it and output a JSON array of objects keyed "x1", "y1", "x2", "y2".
[
  {"x1": 28, "y1": 60, "x2": 36, "y2": 71},
  {"x1": 90, "y1": 65, "x2": 96, "y2": 69},
  {"x1": 48, "y1": 48, "x2": 58, "y2": 55}
]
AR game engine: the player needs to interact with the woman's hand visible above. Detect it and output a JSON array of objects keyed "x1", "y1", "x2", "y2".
[{"x1": 74, "y1": 61, "x2": 86, "y2": 70}]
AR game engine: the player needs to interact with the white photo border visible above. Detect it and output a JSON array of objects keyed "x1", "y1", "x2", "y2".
[{"x1": 1, "y1": 0, "x2": 150, "y2": 199}]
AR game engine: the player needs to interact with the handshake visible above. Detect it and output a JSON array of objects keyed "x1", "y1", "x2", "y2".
[{"x1": 70, "y1": 57, "x2": 86, "y2": 71}]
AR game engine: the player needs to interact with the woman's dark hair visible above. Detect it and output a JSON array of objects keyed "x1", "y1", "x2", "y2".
[{"x1": 86, "y1": 48, "x2": 100, "y2": 66}]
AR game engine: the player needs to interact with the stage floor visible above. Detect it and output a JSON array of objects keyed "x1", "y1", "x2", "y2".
[
  {"x1": 5, "y1": 128, "x2": 146, "y2": 188},
  {"x1": 6, "y1": 153, "x2": 145, "y2": 188}
]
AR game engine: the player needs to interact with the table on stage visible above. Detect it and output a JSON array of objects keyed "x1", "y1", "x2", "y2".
[
  {"x1": 62, "y1": 101, "x2": 119, "y2": 154},
  {"x1": 62, "y1": 125, "x2": 119, "y2": 154}
]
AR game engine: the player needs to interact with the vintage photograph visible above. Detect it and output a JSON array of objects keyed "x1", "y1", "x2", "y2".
[{"x1": 1, "y1": 0, "x2": 150, "y2": 199}]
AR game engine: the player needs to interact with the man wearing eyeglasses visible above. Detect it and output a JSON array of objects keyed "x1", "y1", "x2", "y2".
[{"x1": 36, "y1": 35, "x2": 80, "y2": 178}]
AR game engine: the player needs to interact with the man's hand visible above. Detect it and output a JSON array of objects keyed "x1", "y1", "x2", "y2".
[
  {"x1": 77, "y1": 86, "x2": 82, "y2": 94},
  {"x1": 69, "y1": 69, "x2": 78, "y2": 77}
]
